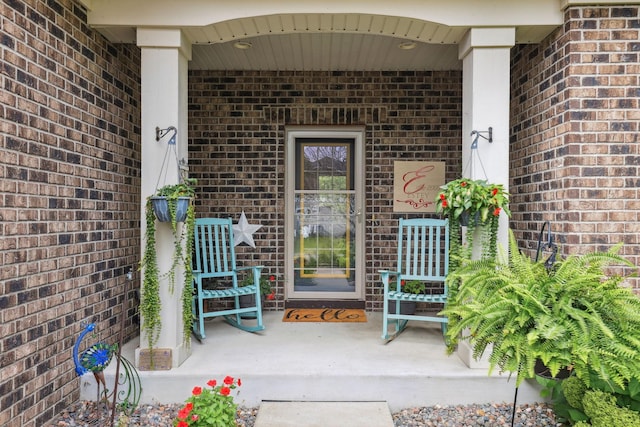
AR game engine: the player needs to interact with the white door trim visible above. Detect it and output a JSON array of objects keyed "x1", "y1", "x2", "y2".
[{"x1": 284, "y1": 126, "x2": 365, "y2": 301}]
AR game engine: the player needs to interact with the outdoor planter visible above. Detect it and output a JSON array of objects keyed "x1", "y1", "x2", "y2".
[
  {"x1": 239, "y1": 275, "x2": 275, "y2": 318},
  {"x1": 387, "y1": 300, "x2": 416, "y2": 315},
  {"x1": 150, "y1": 196, "x2": 191, "y2": 223},
  {"x1": 239, "y1": 294, "x2": 264, "y2": 319}
]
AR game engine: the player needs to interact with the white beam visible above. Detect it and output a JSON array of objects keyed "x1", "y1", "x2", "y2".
[
  {"x1": 86, "y1": 0, "x2": 563, "y2": 28},
  {"x1": 136, "y1": 28, "x2": 191, "y2": 369},
  {"x1": 457, "y1": 27, "x2": 515, "y2": 369}
]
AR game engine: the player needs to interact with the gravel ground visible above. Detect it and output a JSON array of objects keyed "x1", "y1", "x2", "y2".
[{"x1": 49, "y1": 401, "x2": 559, "y2": 426}]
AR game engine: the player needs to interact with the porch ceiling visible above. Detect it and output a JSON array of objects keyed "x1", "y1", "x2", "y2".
[{"x1": 88, "y1": 6, "x2": 561, "y2": 71}]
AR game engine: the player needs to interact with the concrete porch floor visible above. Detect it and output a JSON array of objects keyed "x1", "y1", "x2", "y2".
[{"x1": 80, "y1": 311, "x2": 543, "y2": 412}]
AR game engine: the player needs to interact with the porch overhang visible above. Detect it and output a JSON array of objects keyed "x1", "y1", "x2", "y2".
[{"x1": 79, "y1": 1, "x2": 563, "y2": 71}]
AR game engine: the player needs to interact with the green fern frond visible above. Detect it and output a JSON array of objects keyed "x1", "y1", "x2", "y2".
[{"x1": 443, "y1": 229, "x2": 640, "y2": 387}]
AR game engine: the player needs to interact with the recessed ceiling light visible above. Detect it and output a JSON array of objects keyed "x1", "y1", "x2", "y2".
[
  {"x1": 233, "y1": 41, "x2": 253, "y2": 50},
  {"x1": 398, "y1": 41, "x2": 417, "y2": 50}
]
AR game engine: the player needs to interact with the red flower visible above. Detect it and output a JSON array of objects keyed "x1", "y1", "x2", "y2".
[
  {"x1": 237, "y1": 378, "x2": 242, "y2": 386},
  {"x1": 267, "y1": 292, "x2": 276, "y2": 300},
  {"x1": 220, "y1": 386, "x2": 231, "y2": 396},
  {"x1": 178, "y1": 407, "x2": 191, "y2": 419},
  {"x1": 441, "y1": 200, "x2": 448, "y2": 208},
  {"x1": 269, "y1": 275, "x2": 275, "y2": 281},
  {"x1": 207, "y1": 379, "x2": 217, "y2": 387},
  {"x1": 491, "y1": 188, "x2": 499, "y2": 196},
  {"x1": 176, "y1": 421, "x2": 188, "y2": 427},
  {"x1": 400, "y1": 280, "x2": 406, "y2": 287},
  {"x1": 185, "y1": 402, "x2": 193, "y2": 411},
  {"x1": 191, "y1": 414, "x2": 199, "y2": 421},
  {"x1": 223, "y1": 376, "x2": 234, "y2": 385},
  {"x1": 192, "y1": 386, "x2": 202, "y2": 396},
  {"x1": 439, "y1": 193, "x2": 446, "y2": 200},
  {"x1": 493, "y1": 207, "x2": 501, "y2": 216},
  {"x1": 460, "y1": 181, "x2": 467, "y2": 187}
]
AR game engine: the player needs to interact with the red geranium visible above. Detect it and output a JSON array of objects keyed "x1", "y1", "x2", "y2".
[{"x1": 174, "y1": 376, "x2": 242, "y2": 426}]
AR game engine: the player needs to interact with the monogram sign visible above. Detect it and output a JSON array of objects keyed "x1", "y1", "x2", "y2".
[{"x1": 393, "y1": 161, "x2": 445, "y2": 213}]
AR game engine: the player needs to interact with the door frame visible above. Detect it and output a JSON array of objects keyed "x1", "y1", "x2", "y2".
[{"x1": 284, "y1": 126, "x2": 365, "y2": 301}]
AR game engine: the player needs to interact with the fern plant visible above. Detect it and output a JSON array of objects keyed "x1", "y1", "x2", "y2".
[{"x1": 441, "y1": 230, "x2": 640, "y2": 388}]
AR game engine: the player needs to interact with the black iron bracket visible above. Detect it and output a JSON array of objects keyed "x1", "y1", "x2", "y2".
[
  {"x1": 155, "y1": 126, "x2": 177, "y2": 145},
  {"x1": 470, "y1": 127, "x2": 493, "y2": 149}
]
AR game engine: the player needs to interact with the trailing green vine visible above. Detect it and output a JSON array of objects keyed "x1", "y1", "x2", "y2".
[
  {"x1": 182, "y1": 201, "x2": 195, "y2": 348},
  {"x1": 140, "y1": 198, "x2": 162, "y2": 360},
  {"x1": 139, "y1": 179, "x2": 197, "y2": 367}
]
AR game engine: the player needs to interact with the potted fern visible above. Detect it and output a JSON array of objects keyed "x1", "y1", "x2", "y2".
[
  {"x1": 140, "y1": 178, "x2": 197, "y2": 365},
  {"x1": 441, "y1": 230, "x2": 640, "y2": 388}
]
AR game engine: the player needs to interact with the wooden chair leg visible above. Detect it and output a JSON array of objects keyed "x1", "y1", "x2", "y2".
[{"x1": 193, "y1": 295, "x2": 206, "y2": 340}]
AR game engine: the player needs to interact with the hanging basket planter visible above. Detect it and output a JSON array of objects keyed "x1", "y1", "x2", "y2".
[
  {"x1": 140, "y1": 125, "x2": 197, "y2": 367},
  {"x1": 150, "y1": 196, "x2": 191, "y2": 223}
]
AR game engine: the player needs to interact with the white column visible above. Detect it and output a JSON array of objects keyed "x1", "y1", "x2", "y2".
[
  {"x1": 457, "y1": 27, "x2": 515, "y2": 368},
  {"x1": 136, "y1": 28, "x2": 192, "y2": 368}
]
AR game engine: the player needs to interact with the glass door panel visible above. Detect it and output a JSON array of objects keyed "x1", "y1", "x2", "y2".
[{"x1": 292, "y1": 139, "x2": 357, "y2": 295}]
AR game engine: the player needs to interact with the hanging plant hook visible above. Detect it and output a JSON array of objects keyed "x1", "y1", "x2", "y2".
[
  {"x1": 470, "y1": 127, "x2": 493, "y2": 149},
  {"x1": 155, "y1": 126, "x2": 177, "y2": 145},
  {"x1": 154, "y1": 125, "x2": 184, "y2": 189},
  {"x1": 464, "y1": 127, "x2": 493, "y2": 180}
]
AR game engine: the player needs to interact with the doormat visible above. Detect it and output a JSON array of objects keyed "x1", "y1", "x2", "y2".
[{"x1": 282, "y1": 308, "x2": 367, "y2": 323}]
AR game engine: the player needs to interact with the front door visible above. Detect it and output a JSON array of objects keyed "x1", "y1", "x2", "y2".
[{"x1": 285, "y1": 127, "x2": 364, "y2": 301}]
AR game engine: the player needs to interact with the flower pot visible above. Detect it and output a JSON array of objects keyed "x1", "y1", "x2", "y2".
[
  {"x1": 387, "y1": 300, "x2": 416, "y2": 315},
  {"x1": 150, "y1": 196, "x2": 190, "y2": 223},
  {"x1": 534, "y1": 359, "x2": 571, "y2": 380},
  {"x1": 459, "y1": 211, "x2": 480, "y2": 227},
  {"x1": 459, "y1": 211, "x2": 470, "y2": 226},
  {"x1": 239, "y1": 293, "x2": 264, "y2": 319}
]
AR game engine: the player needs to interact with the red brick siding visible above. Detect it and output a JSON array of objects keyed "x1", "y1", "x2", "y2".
[
  {"x1": 188, "y1": 70, "x2": 463, "y2": 311},
  {"x1": 510, "y1": 6, "x2": 640, "y2": 286},
  {"x1": 0, "y1": 1, "x2": 141, "y2": 425}
]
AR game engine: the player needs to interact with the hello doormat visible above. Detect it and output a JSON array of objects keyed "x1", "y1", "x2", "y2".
[{"x1": 282, "y1": 308, "x2": 367, "y2": 323}]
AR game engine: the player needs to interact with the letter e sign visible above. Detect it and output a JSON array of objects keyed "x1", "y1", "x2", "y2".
[{"x1": 393, "y1": 161, "x2": 445, "y2": 213}]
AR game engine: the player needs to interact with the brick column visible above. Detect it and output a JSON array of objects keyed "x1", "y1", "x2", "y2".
[
  {"x1": 457, "y1": 27, "x2": 515, "y2": 368},
  {"x1": 136, "y1": 28, "x2": 192, "y2": 368}
]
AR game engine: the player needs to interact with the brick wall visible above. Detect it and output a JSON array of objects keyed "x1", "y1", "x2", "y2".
[
  {"x1": 0, "y1": 1, "x2": 141, "y2": 425},
  {"x1": 188, "y1": 70, "x2": 463, "y2": 311},
  {"x1": 510, "y1": 5, "x2": 640, "y2": 285}
]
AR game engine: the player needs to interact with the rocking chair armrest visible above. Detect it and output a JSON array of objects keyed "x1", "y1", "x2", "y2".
[
  {"x1": 235, "y1": 265, "x2": 264, "y2": 273},
  {"x1": 379, "y1": 269, "x2": 401, "y2": 281},
  {"x1": 379, "y1": 270, "x2": 402, "y2": 292},
  {"x1": 234, "y1": 266, "x2": 264, "y2": 294},
  {"x1": 379, "y1": 269, "x2": 401, "y2": 276}
]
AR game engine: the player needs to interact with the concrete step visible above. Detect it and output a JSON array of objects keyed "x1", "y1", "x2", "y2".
[
  {"x1": 80, "y1": 312, "x2": 543, "y2": 412},
  {"x1": 254, "y1": 401, "x2": 394, "y2": 427}
]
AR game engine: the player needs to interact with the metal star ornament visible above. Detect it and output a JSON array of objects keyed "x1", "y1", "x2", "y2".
[{"x1": 232, "y1": 211, "x2": 262, "y2": 248}]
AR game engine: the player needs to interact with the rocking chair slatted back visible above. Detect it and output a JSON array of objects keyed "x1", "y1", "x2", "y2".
[
  {"x1": 194, "y1": 219, "x2": 236, "y2": 280},
  {"x1": 192, "y1": 218, "x2": 264, "y2": 341},
  {"x1": 398, "y1": 219, "x2": 449, "y2": 283},
  {"x1": 380, "y1": 218, "x2": 450, "y2": 341}
]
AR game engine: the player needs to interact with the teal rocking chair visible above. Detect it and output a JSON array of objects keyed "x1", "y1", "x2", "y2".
[
  {"x1": 192, "y1": 217, "x2": 265, "y2": 340},
  {"x1": 380, "y1": 218, "x2": 450, "y2": 341}
]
